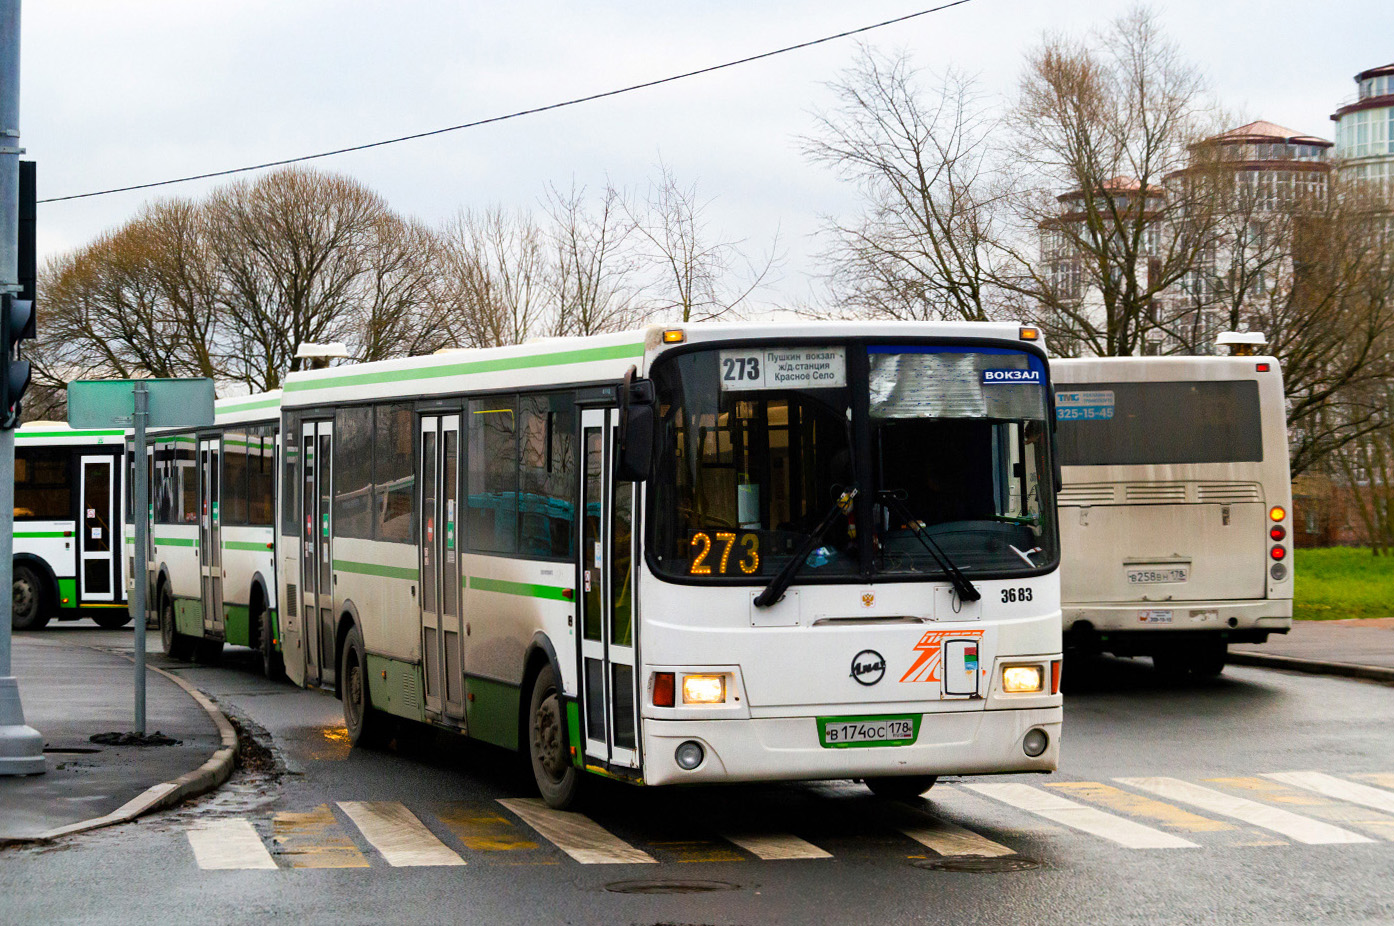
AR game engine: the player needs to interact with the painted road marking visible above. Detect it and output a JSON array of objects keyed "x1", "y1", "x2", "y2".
[
  {"x1": 271, "y1": 805, "x2": 370, "y2": 868},
  {"x1": 723, "y1": 833, "x2": 833, "y2": 861},
  {"x1": 1048, "y1": 781, "x2": 1237, "y2": 833},
  {"x1": 1265, "y1": 772, "x2": 1394, "y2": 818},
  {"x1": 188, "y1": 819, "x2": 278, "y2": 870},
  {"x1": 337, "y1": 801, "x2": 466, "y2": 866},
  {"x1": 889, "y1": 805, "x2": 1017, "y2": 858},
  {"x1": 1117, "y1": 778, "x2": 1373, "y2": 845},
  {"x1": 966, "y1": 783, "x2": 1198, "y2": 849},
  {"x1": 498, "y1": 798, "x2": 655, "y2": 864},
  {"x1": 645, "y1": 839, "x2": 747, "y2": 863},
  {"x1": 436, "y1": 802, "x2": 542, "y2": 854},
  {"x1": 1355, "y1": 773, "x2": 1394, "y2": 790}
]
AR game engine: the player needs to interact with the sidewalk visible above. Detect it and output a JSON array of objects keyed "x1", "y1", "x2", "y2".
[
  {"x1": 1231, "y1": 618, "x2": 1394, "y2": 681},
  {"x1": 0, "y1": 635, "x2": 234, "y2": 843}
]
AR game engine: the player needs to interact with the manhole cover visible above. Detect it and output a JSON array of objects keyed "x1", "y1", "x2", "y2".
[
  {"x1": 912, "y1": 856, "x2": 1041, "y2": 873},
  {"x1": 605, "y1": 879, "x2": 742, "y2": 895}
]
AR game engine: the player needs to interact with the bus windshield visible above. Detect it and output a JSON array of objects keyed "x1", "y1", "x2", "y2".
[{"x1": 649, "y1": 342, "x2": 1058, "y2": 584}]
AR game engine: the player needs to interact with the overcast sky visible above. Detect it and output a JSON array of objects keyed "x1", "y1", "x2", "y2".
[{"x1": 18, "y1": 1, "x2": 1393, "y2": 311}]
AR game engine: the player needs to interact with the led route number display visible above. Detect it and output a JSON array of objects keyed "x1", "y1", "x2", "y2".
[{"x1": 689, "y1": 531, "x2": 761, "y2": 576}]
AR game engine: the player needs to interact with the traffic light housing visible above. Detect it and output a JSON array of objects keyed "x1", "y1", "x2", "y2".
[{"x1": 1, "y1": 292, "x2": 34, "y2": 429}]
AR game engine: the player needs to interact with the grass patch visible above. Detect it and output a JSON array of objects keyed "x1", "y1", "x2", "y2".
[{"x1": 1294, "y1": 547, "x2": 1394, "y2": 620}]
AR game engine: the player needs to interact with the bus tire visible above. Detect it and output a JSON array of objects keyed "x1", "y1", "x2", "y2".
[
  {"x1": 160, "y1": 593, "x2": 194, "y2": 661},
  {"x1": 11, "y1": 563, "x2": 50, "y2": 631},
  {"x1": 341, "y1": 623, "x2": 390, "y2": 748},
  {"x1": 258, "y1": 606, "x2": 284, "y2": 681},
  {"x1": 864, "y1": 775, "x2": 937, "y2": 799},
  {"x1": 92, "y1": 611, "x2": 132, "y2": 630},
  {"x1": 528, "y1": 664, "x2": 579, "y2": 810},
  {"x1": 193, "y1": 638, "x2": 224, "y2": 664},
  {"x1": 1151, "y1": 650, "x2": 1189, "y2": 680},
  {"x1": 1192, "y1": 643, "x2": 1228, "y2": 678}
]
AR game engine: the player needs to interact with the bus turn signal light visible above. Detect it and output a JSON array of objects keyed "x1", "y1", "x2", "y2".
[
  {"x1": 682, "y1": 674, "x2": 726, "y2": 704},
  {"x1": 1003, "y1": 665, "x2": 1044, "y2": 693},
  {"x1": 1019, "y1": 326, "x2": 1039, "y2": 341},
  {"x1": 662, "y1": 329, "x2": 685, "y2": 343},
  {"x1": 1050, "y1": 660, "x2": 1062, "y2": 695},
  {"x1": 653, "y1": 672, "x2": 675, "y2": 707},
  {"x1": 1269, "y1": 506, "x2": 1286, "y2": 522},
  {"x1": 1270, "y1": 545, "x2": 1286, "y2": 561}
]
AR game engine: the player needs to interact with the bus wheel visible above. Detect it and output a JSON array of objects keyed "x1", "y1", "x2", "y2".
[
  {"x1": 528, "y1": 664, "x2": 579, "y2": 809},
  {"x1": 160, "y1": 594, "x2": 193, "y2": 661},
  {"x1": 1151, "y1": 650, "x2": 1189, "y2": 681},
  {"x1": 864, "y1": 775, "x2": 937, "y2": 800},
  {"x1": 1191, "y1": 643, "x2": 1228, "y2": 678},
  {"x1": 193, "y1": 638, "x2": 224, "y2": 664},
  {"x1": 92, "y1": 611, "x2": 132, "y2": 630},
  {"x1": 341, "y1": 623, "x2": 390, "y2": 748},
  {"x1": 11, "y1": 564, "x2": 50, "y2": 631},
  {"x1": 258, "y1": 606, "x2": 284, "y2": 681}
]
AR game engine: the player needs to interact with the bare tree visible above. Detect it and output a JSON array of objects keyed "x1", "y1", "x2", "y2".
[
  {"x1": 629, "y1": 162, "x2": 779, "y2": 323},
  {"x1": 438, "y1": 206, "x2": 550, "y2": 348},
  {"x1": 803, "y1": 48, "x2": 1009, "y2": 321},
  {"x1": 542, "y1": 181, "x2": 646, "y2": 336},
  {"x1": 350, "y1": 215, "x2": 455, "y2": 361}
]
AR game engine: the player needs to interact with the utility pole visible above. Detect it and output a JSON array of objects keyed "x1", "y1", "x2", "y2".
[{"x1": 0, "y1": 0, "x2": 44, "y2": 776}]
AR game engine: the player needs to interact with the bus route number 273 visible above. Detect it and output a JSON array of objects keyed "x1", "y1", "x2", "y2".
[
  {"x1": 1001, "y1": 587, "x2": 1033, "y2": 603},
  {"x1": 689, "y1": 531, "x2": 760, "y2": 576}
]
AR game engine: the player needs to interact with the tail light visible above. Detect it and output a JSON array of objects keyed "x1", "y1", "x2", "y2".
[
  {"x1": 1269, "y1": 506, "x2": 1286, "y2": 522},
  {"x1": 1270, "y1": 546, "x2": 1286, "y2": 561},
  {"x1": 1270, "y1": 525, "x2": 1286, "y2": 541}
]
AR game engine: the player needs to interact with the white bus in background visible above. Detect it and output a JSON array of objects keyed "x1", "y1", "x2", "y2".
[
  {"x1": 11, "y1": 423, "x2": 129, "y2": 630},
  {"x1": 129, "y1": 393, "x2": 282, "y2": 674},
  {"x1": 267, "y1": 321, "x2": 1063, "y2": 807},
  {"x1": 1052, "y1": 354, "x2": 1293, "y2": 677}
]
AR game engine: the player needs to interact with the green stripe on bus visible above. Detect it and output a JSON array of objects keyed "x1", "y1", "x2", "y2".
[
  {"x1": 17, "y1": 429, "x2": 125, "y2": 438},
  {"x1": 283, "y1": 341, "x2": 645, "y2": 393},
  {"x1": 219, "y1": 396, "x2": 280, "y2": 411},
  {"x1": 14, "y1": 530, "x2": 67, "y2": 538},
  {"x1": 154, "y1": 537, "x2": 197, "y2": 547},
  {"x1": 224, "y1": 540, "x2": 273, "y2": 552},
  {"x1": 468, "y1": 576, "x2": 572, "y2": 601},
  {"x1": 332, "y1": 559, "x2": 419, "y2": 581}
]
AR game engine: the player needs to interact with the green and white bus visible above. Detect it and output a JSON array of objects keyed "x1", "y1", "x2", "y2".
[
  {"x1": 139, "y1": 322, "x2": 1065, "y2": 807},
  {"x1": 11, "y1": 423, "x2": 129, "y2": 630},
  {"x1": 128, "y1": 392, "x2": 283, "y2": 674}
]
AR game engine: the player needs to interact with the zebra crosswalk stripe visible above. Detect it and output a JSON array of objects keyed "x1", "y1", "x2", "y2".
[
  {"x1": 891, "y1": 806, "x2": 1017, "y2": 858},
  {"x1": 188, "y1": 819, "x2": 278, "y2": 870},
  {"x1": 1116, "y1": 777, "x2": 1374, "y2": 845},
  {"x1": 1264, "y1": 772, "x2": 1394, "y2": 817},
  {"x1": 723, "y1": 832, "x2": 832, "y2": 860},
  {"x1": 498, "y1": 798, "x2": 656, "y2": 864},
  {"x1": 336, "y1": 801, "x2": 466, "y2": 866},
  {"x1": 965, "y1": 783, "x2": 1199, "y2": 849}
]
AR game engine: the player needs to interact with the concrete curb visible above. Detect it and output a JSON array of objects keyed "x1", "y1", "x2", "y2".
[
  {"x1": 1229, "y1": 650, "x2": 1394, "y2": 685},
  {"x1": 8, "y1": 654, "x2": 238, "y2": 845}
]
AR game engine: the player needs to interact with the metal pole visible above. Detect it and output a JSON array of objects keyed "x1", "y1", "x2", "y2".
[
  {"x1": 132, "y1": 384, "x2": 147, "y2": 735},
  {"x1": 0, "y1": 0, "x2": 43, "y2": 776}
]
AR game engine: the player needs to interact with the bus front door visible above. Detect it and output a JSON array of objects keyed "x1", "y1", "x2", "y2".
[
  {"x1": 198, "y1": 438, "x2": 224, "y2": 637},
  {"x1": 419, "y1": 414, "x2": 466, "y2": 723},
  {"x1": 79, "y1": 455, "x2": 117, "y2": 604},
  {"x1": 300, "y1": 421, "x2": 335, "y2": 688},
  {"x1": 578, "y1": 408, "x2": 639, "y2": 771}
]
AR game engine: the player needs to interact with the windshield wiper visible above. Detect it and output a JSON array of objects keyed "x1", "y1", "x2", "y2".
[
  {"x1": 753, "y1": 487, "x2": 858, "y2": 608},
  {"x1": 877, "y1": 490, "x2": 981, "y2": 602}
]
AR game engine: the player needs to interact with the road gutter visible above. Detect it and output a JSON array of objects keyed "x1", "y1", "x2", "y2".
[
  {"x1": 3, "y1": 655, "x2": 237, "y2": 845},
  {"x1": 1229, "y1": 650, "x2": 1394, "y2": 685}
]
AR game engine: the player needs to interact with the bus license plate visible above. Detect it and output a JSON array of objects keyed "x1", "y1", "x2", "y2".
[
  {"x1": 819, "y1": 716, "x2": 918, "y2": 748},
  {"x1": 1127, "y1": 565, "x2": 1189, "y2": 584}
]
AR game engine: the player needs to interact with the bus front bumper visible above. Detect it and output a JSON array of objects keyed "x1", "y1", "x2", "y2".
[{"x1": 640, "y1": 706, "x2": 1060, "y2": 788}]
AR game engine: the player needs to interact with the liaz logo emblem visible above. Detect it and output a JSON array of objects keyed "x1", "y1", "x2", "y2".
[
  {"x1": 850, "y1": 649, "x2": 886, "y2": 686},
  {"x1": 861, "y1": 592, "x2": 875, "y2": 609}
]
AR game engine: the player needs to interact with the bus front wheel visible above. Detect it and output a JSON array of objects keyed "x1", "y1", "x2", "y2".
[
  {"x1": 11, "y1": 564, "x2": 50, "y2": 631},
  {"x1": 864, "y1": 775, "x2": 937, "y2": 800},
  {"x1": 92, "y1": 611, "x2": 132, "y2": 630},
  {"x1": 160, "y1": 594, "x2": 193, "y2": 660},
  {"x1": 341, "y1": 623, "x2": 390, "y2": 748},
  {"x1": 528, "y1": 664, "x2": 579, "y2": 810},
  {"x1": 257, "y1": 605, "x2": 284, "y2": 681}
]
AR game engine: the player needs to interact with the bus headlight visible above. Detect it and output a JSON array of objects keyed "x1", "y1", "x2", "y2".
[
  {"x1": 1002, "y1": 665, "x2": 1044, "y2": 693},
  {"x1": 682, "y1": 674, "x2": 726, "y2": 704}
]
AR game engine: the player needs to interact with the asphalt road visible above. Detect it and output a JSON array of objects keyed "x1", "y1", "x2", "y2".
[{"x1": 4, "y1": 623, "x2": 1394, "y2": 926}]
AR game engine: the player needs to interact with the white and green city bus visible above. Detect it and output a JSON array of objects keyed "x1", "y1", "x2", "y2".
[
  {"x1": 138, "y1": 322, "x2": 1064, "y2": 807},
  {"x1": 129, "y1": 392, "x2": 283, "y2": 674},
  {"x1": 11, "y1": 422, "x2": 129, "y2": 630},
  {"x1": 1053, "y1": 355, "x2": 1294, "y2": 677}
]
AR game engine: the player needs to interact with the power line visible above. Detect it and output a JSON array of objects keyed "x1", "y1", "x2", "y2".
[{"x1": 41, "y1": 0, "x2": 979, "y2": 204}]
